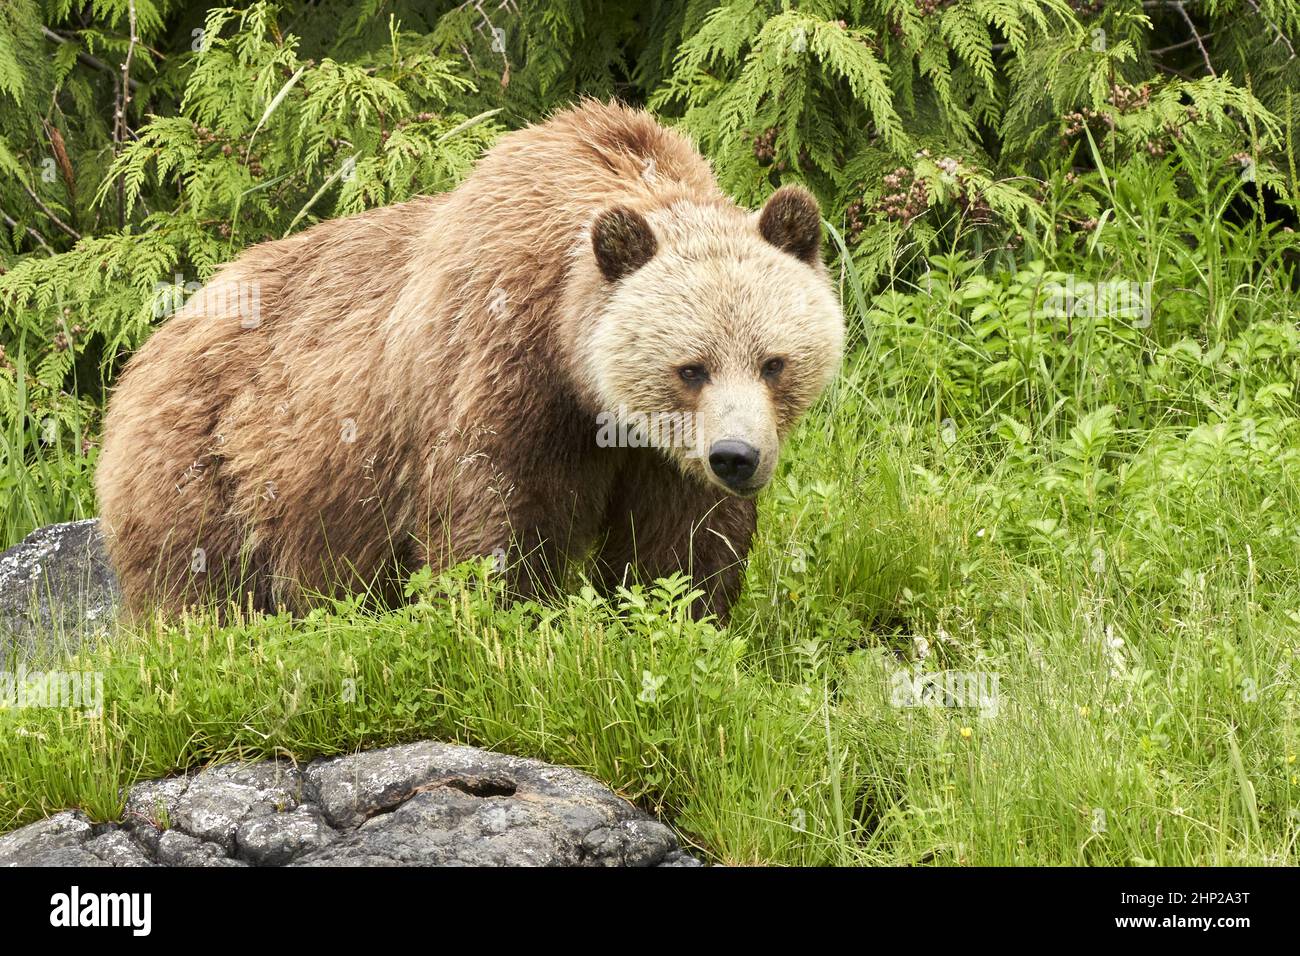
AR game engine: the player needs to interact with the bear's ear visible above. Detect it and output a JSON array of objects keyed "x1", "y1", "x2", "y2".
[
  {"x1": 758, "y1": 185, "x2": 823, "y2": 265},
  {"x1": 592, "y1": 206, "x2": 658, "y2": 282}
]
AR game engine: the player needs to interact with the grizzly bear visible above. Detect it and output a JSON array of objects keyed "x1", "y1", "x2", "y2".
[{"x1": 96, "y1": 100, "x2": 844, "y2": 622}]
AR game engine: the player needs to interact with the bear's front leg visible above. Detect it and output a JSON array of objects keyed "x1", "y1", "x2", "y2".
[
  {"x1": 410, "y1": 439, "x2": 616, "y2": 605},
  {"x1": 594, "y1": 453, "x2": 757, "y2": 624}
]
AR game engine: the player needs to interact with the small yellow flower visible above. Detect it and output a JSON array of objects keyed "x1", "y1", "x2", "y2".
[
  {"x1": 1287, "y1": 753, "x2": 1296, "y2": 765},
  {"x1": 1079, "y1": 705, "x2": 1090, "y2": 718},
  {"x1": 959, "y1": 726, "x2": 973, "y2": 739}
]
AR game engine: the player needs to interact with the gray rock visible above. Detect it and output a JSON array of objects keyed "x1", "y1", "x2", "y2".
[
  {"x1": 168, "y1": 761, "x2": 301, "y2": 851},
  {"x1": 17, "y1": 845, "x2": 114, "y2": 867},
  {"x1": 0, "y1": 810, "x2": 95, "y2": 866},
  {"x1": 122, "y1": 776, "x2": 190, "y2": 833},
  {"x1": 294, "y1": 741, "x2": 688, "y2": 866},
  {"x1": 658, "y1": 848, "x2": 704, "y2": 867},
  {"x1": 83, "y1": 830, "x2": 156, "y2": 867},
  {"x1": 236, "y1": 805, "x2": 337, "y2": 866},
  {"x1": 155, "y1": 830, "x2": 248, "y2": 867},
  {"x1": 0, "y1": 523, "x2": 697, "y2": 867},
  {"x1": 0, "y1": 742, "x2": 699, "y2": 867},
  {"x1": 0, "y1": 519, "x2": 119, "y2": 666}
]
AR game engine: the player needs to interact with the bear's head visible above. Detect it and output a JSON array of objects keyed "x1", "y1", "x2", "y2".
[{"x1": 579, "y1": 185, "x2": 845, "y2": 497}]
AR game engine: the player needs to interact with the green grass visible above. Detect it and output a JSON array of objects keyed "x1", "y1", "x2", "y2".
[
  {"x1": 2, "y1": 150, "x2": 1300, "y2": 864},
  {"x1": 2, "y1": 354, "x2": 1298, "y2": 864}
]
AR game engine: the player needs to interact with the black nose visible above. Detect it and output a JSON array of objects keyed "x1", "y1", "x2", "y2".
[{"x1": 708, "y1": 440, "x2": 760, "y2": 488}]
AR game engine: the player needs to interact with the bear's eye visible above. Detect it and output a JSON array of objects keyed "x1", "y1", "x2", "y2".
[
  {"x1": 761, "y1": 357, "x2": 786, "y2": 379},
  {"x1": 678, "y1": 364, "x2": 709, "y2": 385}
]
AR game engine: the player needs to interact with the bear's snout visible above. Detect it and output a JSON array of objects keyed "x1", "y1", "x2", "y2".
[{"x1": 708, "y1": 439, "x2": 761, "y2": 491}]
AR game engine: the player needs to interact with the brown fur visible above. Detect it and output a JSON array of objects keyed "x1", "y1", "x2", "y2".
[{"x1": 96, "y1": 100, "x2": 843, "y2": 621}]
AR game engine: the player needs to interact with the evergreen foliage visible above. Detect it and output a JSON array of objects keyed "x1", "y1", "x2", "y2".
[{"x1": 0, "y1": 1, "x2": 1297, "y2": 545}]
